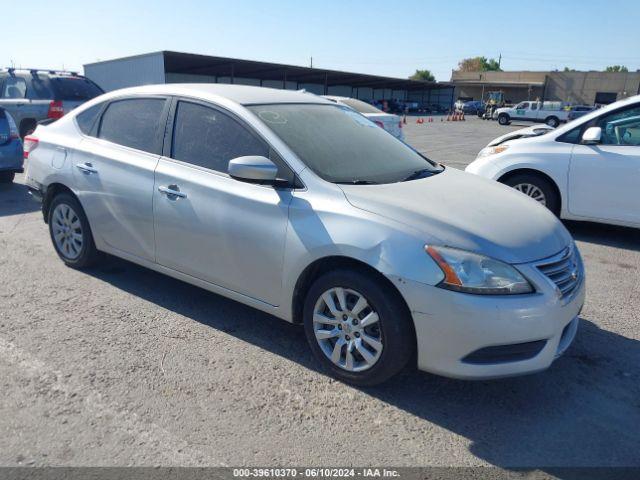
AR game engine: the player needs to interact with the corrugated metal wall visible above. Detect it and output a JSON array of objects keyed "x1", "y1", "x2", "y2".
[{"x1": 84, "y1": 52, "x2": 165, "y2": 92}]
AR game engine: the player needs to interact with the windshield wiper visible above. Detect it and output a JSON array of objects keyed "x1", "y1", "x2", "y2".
[
  {"x1": 335, "y1": 179, "x2": 379, "y2": 185},
  {"x1": 401, "y1": 168, "x2": 437, "y2": 182}
]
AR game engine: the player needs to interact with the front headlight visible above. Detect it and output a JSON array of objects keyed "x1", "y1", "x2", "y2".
[
  {"x1": 425, "y1": 246, "x2": 533, "y2": 295},
  {"x1": 477, "y1": 145, "x2": 509, "y2": 158}
]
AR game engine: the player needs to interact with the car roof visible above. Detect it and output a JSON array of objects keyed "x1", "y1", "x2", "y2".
[{"x1": 102, "y1": 84, "x2": 333, "y2": 106}]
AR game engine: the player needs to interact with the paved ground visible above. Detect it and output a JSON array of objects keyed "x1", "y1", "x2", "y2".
[{"x1": 0, "y1": 118, "x2": 639, "y2": 468}]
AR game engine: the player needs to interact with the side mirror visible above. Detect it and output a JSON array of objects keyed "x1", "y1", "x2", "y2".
[
  {"x1": 582, "y1": 126, "x2": 602, "y2": 145},
  {"x1": 228, "y1": 156, "x2": 279, "y2": 184}
]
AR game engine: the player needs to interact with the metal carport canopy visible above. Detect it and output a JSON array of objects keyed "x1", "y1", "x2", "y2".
[{"x1": 161, "y1": 51, "x2": 450, "y2": 91}]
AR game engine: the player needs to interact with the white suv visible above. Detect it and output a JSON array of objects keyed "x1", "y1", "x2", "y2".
[{"x1": 467, "y1": 95, "x2": 640, "y2": 228}]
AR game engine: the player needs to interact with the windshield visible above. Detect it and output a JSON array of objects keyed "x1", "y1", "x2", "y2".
[
  {"x1": 248, "y1": 104, "x2": 442, "y2": 184},
  {"x1": 50, "y1": 77, "x2": 104, "y2": 101}
]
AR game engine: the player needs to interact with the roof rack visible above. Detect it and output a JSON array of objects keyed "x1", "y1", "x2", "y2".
[{"x1": 2, "y1": 67, "x2": 81, "y2": 77}]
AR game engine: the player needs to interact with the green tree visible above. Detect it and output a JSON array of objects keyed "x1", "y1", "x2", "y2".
[
  {"x1": 409, "y1": 69, "x2": 435, "y2": 82},
  {"x1": 605, "y1": 65, "x2": 628, "y2": 72},
  {"x1": 457, "y1": 56, "x2": 502, "y2": 72},
  {"x1": 563, "y1": 67, "x2": 576, "y2": 72}
]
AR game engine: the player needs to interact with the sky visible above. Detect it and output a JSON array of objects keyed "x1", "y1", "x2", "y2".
[{"x1": 4, "y1": 0, "x2": 640, "y2": 81}]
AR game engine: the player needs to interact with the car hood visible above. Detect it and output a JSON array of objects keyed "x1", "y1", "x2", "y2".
[
  {"x1": 338, "y1": 167, "x2": 571, "y2": 264},
  {"x1": 487, "y1": 125, "x2": 554, "y2": 146}
]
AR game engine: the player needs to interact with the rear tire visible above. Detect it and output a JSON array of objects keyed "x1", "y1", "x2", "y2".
[
  {"x1": 502, "y1": 172, "x2": 560, "y2": 216},
  {"x1": 48, "y1": 193, "x2": 102, "y2": 268},
  {"x1": 545, "y1": 116, "x2": 560, "y2": 128},
  {"x1": 0, "y1": 172, "x2": 15, "y2": 184},
  {"x1": 19, "y1": 119, "x2": 37, "y2": 140},
  {"x1": 303, "y1": 269, "x2": 414, "y2": 386},
  {"x1": 498, "y1": 113, "x2": 511, "y2": 125}
]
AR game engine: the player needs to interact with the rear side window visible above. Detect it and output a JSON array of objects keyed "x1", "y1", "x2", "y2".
[
  {"x1": 76, "y1": 103, "x2": 104, "y2": 135},
  {"x1": 98, "y1": 98, "x2": 166, "y2": 153},
  {"x1": 2, "y1": 77, "x2": 27, "y2": 99},
  {"x1": 28, "y1": 77, "x2": 54, "y2": 99},
  {"x1": 171, "y1": 101, "x2": 269, "y2": 173},
  {"x1": 51, "y1": 77, "x2": 103, "y2": 101}
]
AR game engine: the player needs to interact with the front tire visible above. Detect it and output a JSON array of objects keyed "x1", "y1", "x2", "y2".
[
  {"x1": 502, "y1": 173, "x2": 560, "y2": 216},
  {"x1": 303, "y1": 269, "x2": 414, "y2": 386},
  {"x1": 498, "y1": 113, "x2": 511, "y2": 125},
  {"x1": 48, "y1": 193, "x2": 102, "y2": 268},
  {"x1": 0, "y1": 172, "x2": 15, "y2": 184}
]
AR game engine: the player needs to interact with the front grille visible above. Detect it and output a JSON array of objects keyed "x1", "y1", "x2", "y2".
[{"x1": 536, "y1": 246, "x2": 581, "y2": 298}]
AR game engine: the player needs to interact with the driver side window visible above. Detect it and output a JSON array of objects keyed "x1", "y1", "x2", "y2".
[{"x1": 598, "y1": 106, "x2": 640, "y2": 146}]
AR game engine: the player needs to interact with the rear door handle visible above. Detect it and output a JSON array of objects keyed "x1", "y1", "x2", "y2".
[
  {"x1": 158, "y1": 185, "x2": 187, "y2": 199},
  {"x1": 76, "y1": 162, "x2": 98, "y2": 174}
]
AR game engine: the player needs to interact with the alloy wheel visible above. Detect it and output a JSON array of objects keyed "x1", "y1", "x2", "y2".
[
  {"x1": 513, "y1": 183, "x2": 547, "y2": 205},
  {"x1": 52, "y1": 203, "x2": 83, "y2": 260},
  {"x1": 312, "y1": 287, "x2": 383, "y2": 372}
]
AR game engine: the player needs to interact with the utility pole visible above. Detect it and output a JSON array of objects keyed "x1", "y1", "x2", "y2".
[
  {"x1": 310, "y1": 56, "x2": 313, "y2": 68},
  {"x1": 498, "y1": 53, "x2": 502, "y2": 69}
]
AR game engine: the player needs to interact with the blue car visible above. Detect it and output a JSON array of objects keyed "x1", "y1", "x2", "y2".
[{"x1": 0, "y1": 107, "x2": 23, "y2": 183}]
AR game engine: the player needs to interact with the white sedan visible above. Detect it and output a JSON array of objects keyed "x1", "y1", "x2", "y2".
[
  {"x1": 466, "y1": 94, "x2": 640, "y2": 228},
  {"x1": 323, "y1": 96, "x2": 404, "y2": 140}
]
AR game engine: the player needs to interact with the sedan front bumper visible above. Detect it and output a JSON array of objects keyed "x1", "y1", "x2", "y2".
[{"x1": 390, "y1": 251, "x2": 585, "y2": 380}]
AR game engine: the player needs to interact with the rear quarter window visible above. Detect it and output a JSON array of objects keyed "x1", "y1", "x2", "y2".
[
  {"x1": 27, "y1": 75, "x2": 54, "y2": 99},
  {"x1": 75, "y1": 103, "x2": 104, "y2": 135}
]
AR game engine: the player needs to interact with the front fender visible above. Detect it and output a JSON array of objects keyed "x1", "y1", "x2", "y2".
[{"x1": 279, "y1": 191, "x2": 445, "y2": 320}]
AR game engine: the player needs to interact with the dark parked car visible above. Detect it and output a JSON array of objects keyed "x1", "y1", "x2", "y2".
[
  {"x1": 424, "y1": 104, "x2": 447, "y2": 114},
  {"x1": 567, "y1": 105, "x2": 597, "y2": 121},
  {"x1": 0, "y1": 68, "x2": 104, "y2": 138},
  {"x1": 0, "y1": 107, "x2": 23, "y2": 183},
  {"x1": 461, "y1": 100, "x2": 485, "y2": 115}
]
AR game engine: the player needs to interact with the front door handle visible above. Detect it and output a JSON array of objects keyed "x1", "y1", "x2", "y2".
[
  {"x1": 158, "y1": 185, "x2": 187, "y2": 199},
  {"x1": 76, "y1": 162, "x2": 98, "y2": 174}
]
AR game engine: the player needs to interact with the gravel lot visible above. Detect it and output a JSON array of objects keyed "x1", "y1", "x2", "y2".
[{"x1": 0, "y1": 117, "x2": 639, "y2": 468}]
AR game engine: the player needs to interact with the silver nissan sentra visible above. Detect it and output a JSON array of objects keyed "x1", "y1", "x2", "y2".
[{"x1": 25, "y1": 84, "x2": 585, "y2": 385}]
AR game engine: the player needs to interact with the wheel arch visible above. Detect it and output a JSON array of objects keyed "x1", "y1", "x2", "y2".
[
  {"x1": 291, "y1": 255, "x2": 413, "y2": 328},
  {"x1": 42, "y1": 182, "x2": 78, "y2": 223},
  {"x1": 497, "y1": 168, "x2": 563, "y2": 212}
]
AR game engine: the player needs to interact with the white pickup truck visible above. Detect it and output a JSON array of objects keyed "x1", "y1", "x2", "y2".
[{"x1": 494, "y1": 101, "x2": 570, "y2": 128}]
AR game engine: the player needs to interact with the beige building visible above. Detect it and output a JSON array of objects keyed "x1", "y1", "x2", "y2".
[{"x1": 451, "y1": 70, "x2": 640, "y2": 105}]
